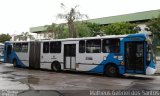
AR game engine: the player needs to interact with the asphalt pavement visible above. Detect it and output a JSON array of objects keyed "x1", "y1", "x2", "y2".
[{"x1": 0, "y1": 63, "x2": 160, "y2": 96}]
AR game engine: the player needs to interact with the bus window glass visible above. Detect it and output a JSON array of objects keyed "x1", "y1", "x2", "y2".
[
  {"x1": 7, "y1": 45, "x2": 12, "y2": 54},
  {"x1": 50, "y1": 41, "x2": 61, "y2": 53},
  {"x1": 43, "y1": 42, "x2": 49, "y2": 53},
  {"x1": 86, "y1": 39, "x2": 101, "y2": 53},
  {"x1": 13, "y1": 43, "x2": 22, "y2": 52},
  {"x1": 102, "y1": 39, "x2": 120, "y2": 53},
  {"x1": 136, "y1": 44, "x2": 143, "y2": 57},
  {"x1": 146, "y1": 45, "x2": 151, "y2": 66},
  {"x1": 21, "y1": 43, "x2": 28, "y2": 52},
  {"x1": 79, "y1": 40, "x2": 85, "y2": 53}
]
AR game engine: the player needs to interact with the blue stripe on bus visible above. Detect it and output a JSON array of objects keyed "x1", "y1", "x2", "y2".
[
  {"x1": 88, "y1": 53, "x2": 125, "y2": 75},
  {"x1": 4, "y1": 42, "x2": 27, "y2": 67},
  {"x1": 149, "y1": 60, "x2": 156, "y2": 69},
  {"x1": 11, "y1": 51, "x2": 27, "y2": 67}
]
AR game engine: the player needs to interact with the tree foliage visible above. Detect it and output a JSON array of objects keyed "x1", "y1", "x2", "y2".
[
  {"x1": 0, "y1": 34, "x2": 11, "y2": 43},
  {"x1": 147, "y1": 15, "x2": 160, "y2": 39},
  {"x1": 85, "y1": 22, "x2": 101, "y2": 36},
  {"x1": 57, "y1": 3, "x2": 88, "y2": 38},
  {"x1": 45, "y1": 23, "x2": 59, "y2": 39},
  {"x1": 75, "y1": 22, "x2": 92, "y2": 37},
  {"x1": 146, "y1": 15, "x2": 160, "y2": 55},
  {"x1": 45, "y1": 21, "x2": 101, "y2": 39},
  {"x1": 15, "y1": 32, "x2": 35, "y2": 41},
  {"x1": 45, "y1": 23, "x2": 68, "y2": 39},
  {"x1": 100, "y1": 22, "x2": 138, "y2": 35},
  {"x1": 21, "y1": 32, "x2": 35, "y2": 41}
]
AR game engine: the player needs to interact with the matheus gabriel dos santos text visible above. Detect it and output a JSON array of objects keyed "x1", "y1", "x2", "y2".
[{"x1": 90, "y1": 90, "x2": 160, "y2": 96}]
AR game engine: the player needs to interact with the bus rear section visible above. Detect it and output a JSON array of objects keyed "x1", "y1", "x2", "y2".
[{"x1": 4, "y1": 42, "x2": 30, "y2": 67}]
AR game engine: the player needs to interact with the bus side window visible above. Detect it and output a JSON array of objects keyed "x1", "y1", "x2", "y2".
[
  {"x1": 102, "y1": 39, "x2": 120, "y2": 53},
  {"x1": 79, "y1": 40, "x2": 85, "y2": 53},
  {"x1": 22, "y1": 43, "x2": 28, "y2": 52},
  {"x1": 50, "y1": 41, "x2": 61, "y2": 53},
  {"x1": 13, "y1": 43, "x2": 22, "y2": 52},
  {"x1": 43, "y1": 42, "x2": 49, "y2": 53},
  {"x1": 86, "y1": 39, "x2": 101, "y2": 53},
  {"x1": 7, "y1": 45, "x2": 12, "y2": 54}
]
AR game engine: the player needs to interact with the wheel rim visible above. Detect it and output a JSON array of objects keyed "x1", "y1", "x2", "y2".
[
  {"x1": 109, "y1": 67, "x2": 116, "y2": 74},
  {"x1": 53, "y1": 64, "x2": 57, "y2": 71}
]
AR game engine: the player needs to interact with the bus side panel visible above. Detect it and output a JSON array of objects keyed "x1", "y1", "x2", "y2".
[
  {"x1": 15, "y1": 52, "x2": 29, "y2": 67},
  {"x1": 16, "y1": 43, "x2": 30, "y2": 67},
  {"x1": 76, "y1": 53, "x2": 109, "y2": 72},
  {"x1": 40, "y1": 42, "x2": 63, "y2": 70}
]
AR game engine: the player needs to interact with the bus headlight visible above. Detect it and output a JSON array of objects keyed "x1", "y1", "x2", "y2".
[{"x1": 120, "y1": 61, "x2": 124, "y2": 66}]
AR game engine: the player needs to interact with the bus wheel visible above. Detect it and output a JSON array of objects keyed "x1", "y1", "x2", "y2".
[
  {"x1": 13, "y1": 59, "x2": 17, "y2": 67},
  {"x1": 51, "y1": 62, "x2": 61, "y2": 72},
  {"x1": 104, "y1": 64, "x2": 118, "y2": 77}
]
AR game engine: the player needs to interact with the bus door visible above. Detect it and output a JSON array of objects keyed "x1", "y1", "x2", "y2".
[
  {"x1": 5, "y1": 44, "x2": 12, "y2": 62},
  {"x1": 125, "y1": 42, "x2": 145, "y2": 74},
  {"x1": 64, "y1": 44, "x2": 76, "y2": 70},
  {"x1": 29, "y1": 42, "x2": 40, "y2": 69}
]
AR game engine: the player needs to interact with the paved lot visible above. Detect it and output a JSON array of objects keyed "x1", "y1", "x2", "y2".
[{"x1": 0, "y1": 63, "x2": 160, "y2": 96}]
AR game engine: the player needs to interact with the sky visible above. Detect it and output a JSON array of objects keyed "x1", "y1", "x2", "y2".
[{"x1": 0, "y1": 0, "x2": 160, "y2": 35}]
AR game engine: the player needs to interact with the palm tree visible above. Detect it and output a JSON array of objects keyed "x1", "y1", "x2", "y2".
[
  {"x1": 57, "y1": 3, "x2": 88, "y2": 38},
  {"x1": 20, "y1": 32, "x2": 35, "y2": 41}
]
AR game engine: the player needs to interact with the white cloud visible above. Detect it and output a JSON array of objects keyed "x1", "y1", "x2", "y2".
[{"x1": 0, "y1": 0, "x2": 159, "y2": 35}]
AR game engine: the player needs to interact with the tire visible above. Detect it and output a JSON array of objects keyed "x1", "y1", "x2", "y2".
[
  {"x1": 13, "y1": 59, "x2": 17, "y2": 67},
  {"x1": 104, "y1": 64, "x2": 118, "y2": 77},
  {"x1": 51, "y1": 62, "x2": 61, "y2": 72}
]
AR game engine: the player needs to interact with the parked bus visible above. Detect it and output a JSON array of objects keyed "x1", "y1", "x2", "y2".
[{"x1": 3, "y1": 34, "x2": 156, "y2": 76}]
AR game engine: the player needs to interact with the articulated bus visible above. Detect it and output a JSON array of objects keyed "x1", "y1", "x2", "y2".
[{"x1": 3, "y1": 34, "x2": 157, "y2": 77}]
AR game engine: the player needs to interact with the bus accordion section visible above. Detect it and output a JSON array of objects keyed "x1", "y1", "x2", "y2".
[{"x1": 3, "y1": 34, "x2": 157, "y2": 77}]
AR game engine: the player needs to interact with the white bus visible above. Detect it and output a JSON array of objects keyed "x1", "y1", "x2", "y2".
[{"x1": 3, "y1": 34, "x2": 157, "y2": 77}]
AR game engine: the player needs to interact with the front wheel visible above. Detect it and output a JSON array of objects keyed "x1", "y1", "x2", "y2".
[
  {"x1": 51, "y1": 62, "x2": 61, "y2": 72},
  {"x1": 104, "y1": 64, "x2": 118, "y2": 77}
]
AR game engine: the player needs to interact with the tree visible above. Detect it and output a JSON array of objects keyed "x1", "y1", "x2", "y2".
[
  {"x1": 75, "y1": 22, "x2": 92, "y2": 37},
  {"x1": 85, "y1": 22, "x2": 101, "y2": 36},
  {"x1": 146, "y1": 15, "x2": 160, "y2": 55},
  {"x1": 147, "y1": 15, "x2": 160, "y2": 39},
  {"x1": 100, "y1": 22, "x2": 138, "y2": 35},
  {"x1": 22, "y1": 32, "x2": 35, "y2": 41},
  {"x1": 45, "y1": 23, "x2": 59, "y2": 39},
  {"x1": 0, "y1": 34, "x2": 11, "y2": 43},
  {"x1": 57, "y1": 24, "x2": 69, "y2": 39},
  {"x1": 75, "y1": 22, "x2": 101, "y2": 37},
  {"x1": 57, "y1": 3, "x2": 88, "y2": 38}
]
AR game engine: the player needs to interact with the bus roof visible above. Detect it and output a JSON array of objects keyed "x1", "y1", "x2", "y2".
[
  {"x1": 40, "y1": 33, "x2": 147, "y2": 42},
  {"x1": 5, "y1": 33, "x2": 148, "y2": 43}
]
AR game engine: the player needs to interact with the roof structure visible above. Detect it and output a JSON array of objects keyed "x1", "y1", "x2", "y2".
[
  {"x1": 30, "y1": 26, "x2": 47, "y2": 33},
  {"x1": 87, "y1": 9, "x2": 160, "y2": 25}
]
